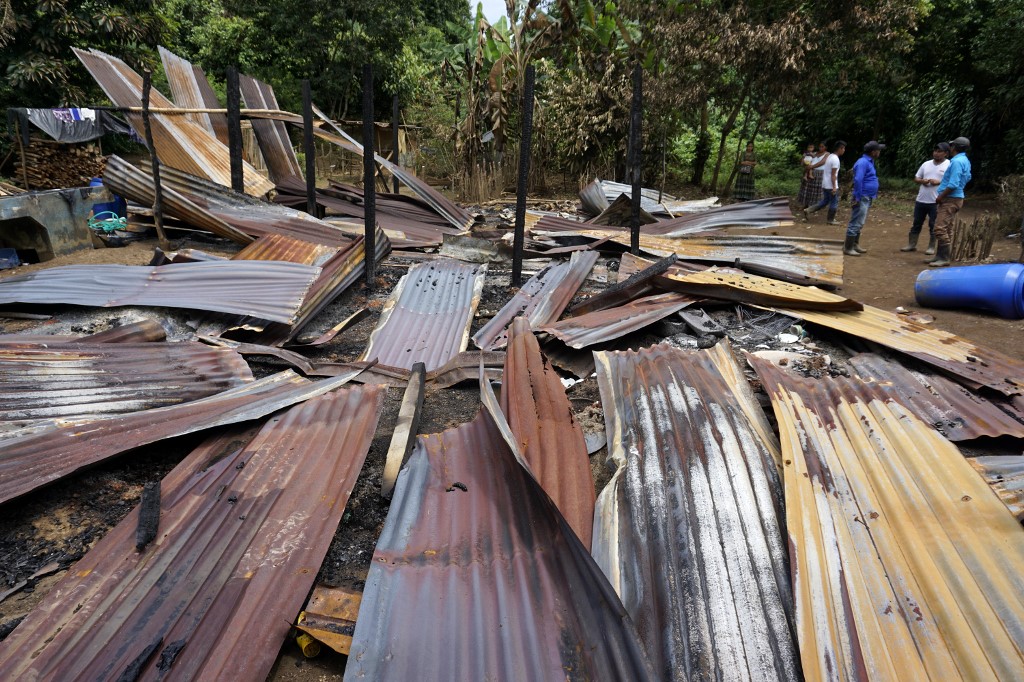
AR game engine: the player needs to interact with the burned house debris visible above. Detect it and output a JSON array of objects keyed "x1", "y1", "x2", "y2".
[{"x1": 1, "y1": 44, "x2": 1023, "y2": 682}]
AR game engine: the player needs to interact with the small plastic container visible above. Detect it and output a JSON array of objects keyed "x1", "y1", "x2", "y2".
[{"x1": 915, "y1": 263, "x2": 1024, "y2": 319}]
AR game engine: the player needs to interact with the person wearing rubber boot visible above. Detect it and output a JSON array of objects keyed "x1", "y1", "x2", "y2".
[
  {"x1": 929, "y1": 137, "x2": 972, "y2": 267},
  {"x1": 807, "y1": 140, "x2": 845, "y2": 224},
  {"x1": 845, "y1": 141, "x2": 884, "y2": 256},
  {"x1": 901, "y1": 142, "x2": 949, "y2": 253}
]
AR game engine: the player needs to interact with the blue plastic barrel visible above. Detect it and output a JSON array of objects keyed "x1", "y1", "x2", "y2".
[
  {"x1": 89, "y1": 177, "x2": 127, "y2": 218},
  {"x1": 915, "y1": 263, "x2": 1024, "y2": 319}
]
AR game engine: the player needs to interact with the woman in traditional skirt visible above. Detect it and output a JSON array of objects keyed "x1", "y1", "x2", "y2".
[
  {"x1": 796, "y1": 143, "x2": 816, "y2": 207},
  {"x1": 734, "y1": 142, "x2": 757, "y2": 201},
  {"x1": 797, "y1": 141, "x2": 827, "y2": 210}
]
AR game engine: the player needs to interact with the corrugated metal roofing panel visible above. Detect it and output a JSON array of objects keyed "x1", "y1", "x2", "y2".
[
  {"x1": 73, "y1": 48, "x2": 274, "y2": 196},
  {"x1": 0, "y1": 261, "x2": 319, "y2": 324},
  {"x1": 310, "y1": 117, "x2": 474, "y2": 231},
  {"x1": 658, "y1": 267, "x2": 862, "y2": 311},
  {"x1": 532, "y1": 222, "x2": 844, "y2": 286},
  {"x1": 592, "y1": 341, "x2": 797, "y2": 681},
  {"x1": 0, "y1": 385, "x2": 384, "y2": 681},
  {"x1": 158, "y1": 46, "x2": 226, "y2": 142},
  {"x1": 848, "y1": 353, "x2": 1024, "y2": 440},
  {"x1": 239, "y1": 74, "x2": 304, "y2": 185},
  {"x1": 102, "y1": 155, "x2": 254, "y2": 244},
  {"x1": 751, "y1": 358, "x2": 1024, "y2": 681},
  {"x1": 0, "y1": 341, "x2": 252, "y2": 424},
  {"x1": 774, "y1": 304, "x2": 1024, "y2": 396},
  {"x1": 361, "y1": 258, "x2": 486, "y2": 371},
  {"x1": 539, "y1": 292, "x2": 695, "y2": 349},
  {"x1": 0, "y1": 369, "x2": 364, "y2": 505},
  {"x1": 969, "y1": 456, "x2": 1024, "y2": 521},
  {"x1": 473, "y1": 251, "x2": 598, "y2": 351},
  {"x1": 344, "y1": 409, "x2": 656, "y2": 681},
  {"x1": 234, "y1": 233, "x2": 338, "y2": 267},
  {"x1": 500, "y1": 318, "x2": 594, "y2": 548}
]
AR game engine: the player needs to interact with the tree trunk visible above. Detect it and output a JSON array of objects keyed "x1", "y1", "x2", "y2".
[
  {"x1": 709, "y1": 85, "x2": 749, "y2": 193},
  {"x1": 690, "y1": 101, "x2": 710, "y2": 186}
]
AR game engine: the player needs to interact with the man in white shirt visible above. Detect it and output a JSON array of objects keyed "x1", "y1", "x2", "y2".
[
  {"x1": 806, "y1": 140, "x2": 846, "y2": 224},
  {"x1": 900, "y1": 142, "x2": 950, "y2": 253}
]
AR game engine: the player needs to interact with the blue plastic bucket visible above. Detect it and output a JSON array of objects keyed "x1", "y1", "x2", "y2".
[
  {"x1": 915, "y1": 263, "x2": 1024, "y2": 319},
  {"x1": 89, "y1": 177, "x2": 127, "y2": 218}
]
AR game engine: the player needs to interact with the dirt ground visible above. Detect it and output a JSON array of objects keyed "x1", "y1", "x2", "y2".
[{"x1": 0, "y1": 195, "x2": 1021, "y2": 679}]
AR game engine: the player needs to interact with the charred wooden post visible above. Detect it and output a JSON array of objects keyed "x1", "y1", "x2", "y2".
[
  {"x1": 302, "y1": 79, "x2": 317, "y2": 216},
  {"x1": 226, "y1": 67, "x2": 244, "y2": 194},
  {"x1": 362, "y1": 65, "x2": 377, "y2": 288},
  {"x1": 512, "y1": 64, "x2": 536, "y2": 288},
  {"x1": 629, "y1": 63, "x2": 643, "y2": 255},
  {"x1": 141, "y1": 69, "x2": 170, "y2": 251},
  {"x1": 381, "y1": 362, "x2": 426, "y2": 499},
  {"x1": 392, "y1": 94, "x2": 400, "y2": 194}
]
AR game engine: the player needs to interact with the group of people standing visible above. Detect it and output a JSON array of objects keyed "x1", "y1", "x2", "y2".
[{"x1": 796, "y1": 137, "x2": 972, "y2": 267}]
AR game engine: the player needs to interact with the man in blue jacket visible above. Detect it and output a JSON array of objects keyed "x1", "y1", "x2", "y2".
[
  {"x1": 927, "y1": 136, "x2": 972, "y2": 267},
  {"x1": 844, "y1": 141, "x2": 884, "y2": 256}
]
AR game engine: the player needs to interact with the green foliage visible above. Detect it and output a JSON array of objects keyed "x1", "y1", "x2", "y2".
[{"x1": 0, "y1": 0, "x2": 167, "y2": 108}]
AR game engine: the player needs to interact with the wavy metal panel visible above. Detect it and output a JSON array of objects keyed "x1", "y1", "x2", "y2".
[
  {"x1": 73, "y1": 48, "x2": 274, "y2": 196},
  {"x1": 159, "y1": 46, "x2": 226, "y2": 142},
  {"x1": 751, "y1": 358, "x2": 1024, "y2": 681},
  {"x1": 969, "y1": 456, "x2": 1024, "y2": 520},
  {"x1": 592, "y1": 342, "x2": 797, "y2": 681},
  {"x1": 0, "y1": 385, "x2": 384, "y2": 681},
  {"x1": 239, "y1": 74, "x2": 304, "y2": 184},
  {"x1": 0, "y1": 260, "x2": 319, "y2": 324},
  {"x1": 344, "y1": 410, "x2": 656, "y2": 681},
  {"x1": 0, "y1": 369, "x2": 363, "y2": 505},
  {"x1": 361, "y1": 258, "x2": 485, "y2": 371},
  {"x1": 775, "y1": 304, "x2": 1024, "y2": 396},
  {"x1": 532, "y1": 221, "x2": 844, "y2": 286},
  {"x1": 539, "y1": 292, "x2": 695, "y2": 349},
  {"x1": 849, "y1": 353, "x2": 1024, "y2": 440},
  {"x1": 472, "y1": 251, "x2": 597, "y2": 351},
  {"x1": 0, "y1": 341, "x2": 252, "y2": 424},
  {"x1": 658, "y1": 268, "x2": 862, "y2": 311},
  {"x1": 500, "y1": 318, "x2": 595, "y2": 547}
]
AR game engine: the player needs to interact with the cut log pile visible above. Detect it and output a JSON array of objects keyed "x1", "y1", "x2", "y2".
[{"x1": 14, "y1": 137, "x2": 105, "y2": 190}]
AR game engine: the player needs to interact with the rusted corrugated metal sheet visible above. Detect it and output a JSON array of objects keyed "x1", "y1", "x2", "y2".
[
  {"x1": 73, "y1": 48, "x2": 274, "y2": 196},
  {"x1": 657, "y1": 267, "x2": 862, "y2": 311},
  {"x1": 0, "y1": 369, "x2": 364, "y2": 505},
  {"x1": 849, "y1": 353, "x2": 1024, "y2": 440},
  {"x1": 532, "y1": 221, "x2": 844, "y2": 286},
  {"x1": 969, "y1": 456, "x2": 1024, "y2": 520},
  {"x1": 234, "y1": 233, "x2": 338, "y2": 266},
  {"x1": 0, "y1": 261, "x2": 320, "y2": 324},
  {"x1": 310, "y1": 119, "x2": 474, "y2": 231},
  {"x1": 774, "y1": 304, "x2": 1024, "y2": 396},
  {"x1": 651, "y1": 197, "x2": 794, "y2": 235},
  {"x1": 310, "y1": 350, "x2": 505, "y2": 388},
  {"x1": 0, "y1": 385, "x2": 383, "y2": 681},
  {"x1": 344, "y1": 409, "x2": 656, "y2": 681},
  {"x1": 539, "y1": 292, "x2": 695, "y2": 349},
  {"x1": 592, "y1": 342, "x2": 797, "y2": 681},
  {"x1": 239, "y1": 74, "x2": 304, "y2": 185},
  {"x1": 81, "y1": 318, "x2": 168, "y2": 343},
  {"x1": 276, "y1": 179, "x2": 466, "y2": 249},
  {"x1": 473, "y1": 251, "x2": 598, "y2": 351},
  {"x1": 361, "y1": 258, "x2": 485, "y2": 371},
  {"x1": 158, "y1": 46, "x2": 227, "y2": 143},
  {"x1": 751, "y1": 357, "x2": 1024, "y2": 681},
  {"x1": 102, "y1": 155, "x2": 254, "y2": 244},
  {"x1": 0, "y1": 341, "x2": 252, "y2": 425},
  {"x1": 500, "y1": 318, "x2": 594, "y2": 548}
]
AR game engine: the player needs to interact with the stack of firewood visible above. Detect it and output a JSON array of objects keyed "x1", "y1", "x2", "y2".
[
  {"x1": 951, "y1": 214, "x2": 998, "y2": 262},
  {"x1": 13, "y1": 137, "x2": 105, "y2": 189}
]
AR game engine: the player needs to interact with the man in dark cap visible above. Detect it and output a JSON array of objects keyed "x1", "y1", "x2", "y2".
[
  {"x1": 928, "y1": 136, "x2": 972, "y2": 267},
  {"x1": 900, "y1": 142, "x2": 950, "y2": 253},
  {"x1": 844, "y1": 140, "x2": 884, "y2": 256}
]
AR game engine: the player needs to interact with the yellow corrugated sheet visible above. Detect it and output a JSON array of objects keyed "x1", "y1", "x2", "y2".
[{"x1": 753, "y1": 358, "x2": 1024, "y2": 681}]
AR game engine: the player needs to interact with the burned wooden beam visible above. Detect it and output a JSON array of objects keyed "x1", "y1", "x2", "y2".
[
  {"x1": 381, "y1": 362, "x2": 426, "y2": 499},
  {"x1": 135, "y1": 481, "x2": 161, "y2": 551}
]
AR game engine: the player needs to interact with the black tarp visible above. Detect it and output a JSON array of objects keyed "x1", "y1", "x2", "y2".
[{"x1": 7, "y1": 108, "x2": 134, "y2": 145}]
